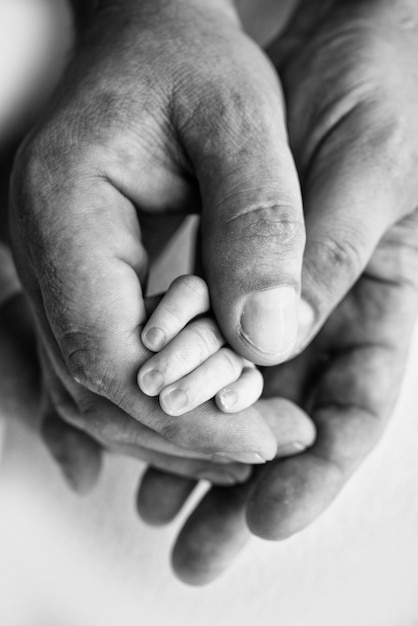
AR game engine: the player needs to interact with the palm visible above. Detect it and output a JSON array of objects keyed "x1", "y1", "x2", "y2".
[{"x1": 259, "y1": 215, "x2": 418, "y2": 529}]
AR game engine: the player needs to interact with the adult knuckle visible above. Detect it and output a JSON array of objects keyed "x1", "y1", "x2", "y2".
[
  {"x1": 14, "y1": 121, "x2": 99, "y2": 202},
  {"x1": 177, "y1": 55, "x2": 277, "y2": 155},
  {"x1": 315, "y1": 234, "x2": 363, "y2": 282},
  {"x1": 60, "y1": 330, "x2": 110, "y2": 396},
  {"x1": 177, "y1": 74, "x2": 243, "y2": 140}
]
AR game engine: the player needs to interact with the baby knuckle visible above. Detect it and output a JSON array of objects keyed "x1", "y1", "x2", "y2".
[
  {"x1": 175, "y1": 274, "x2": 209, "y2": 300},
  {"x1": 220, "y1": 348, "x2": 242, "y2": 377},
  {"x1": 194, "y1": 320, "x2": 223, "y2": 351}
]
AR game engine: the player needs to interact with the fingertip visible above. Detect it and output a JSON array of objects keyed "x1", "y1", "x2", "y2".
[
  {"x1": 216, "y1": 389, "x2": 239, "y2": 412},
  {"x1": 259, "y1": 397, "x2": 317, "y2": 458},
  {"x1": 171, "y1": 484, "x2": 252, "y2": 586},
  {"x1": 137, "y1": 367, "x2": 165, "y2": 396},
  {"x1": 42, "y1": 417, "x2": 102, "y2": 495},
  {"x1": 142, "y1": 275, "x2": 211, "y2": 353},
  {"x1": 246, "y1": 454, "x2": 342, "y2": 540},
  {"x1": 216, "y1": 367, "x2": 263, "y2": 413}
]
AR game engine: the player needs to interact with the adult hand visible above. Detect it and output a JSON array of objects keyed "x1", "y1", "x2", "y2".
[
  {"x1": 40, "y1": 296, "x2": 315, "y2": 492},
  {"x1": 138, "y1": 0, "x2": 418, "y2": 583},
  {"x1": 10, "y1": 0, "x2": 309, "y2": 462},
  {"x1": 0, "y1": 242, "x2": 314, "y2": 490}
]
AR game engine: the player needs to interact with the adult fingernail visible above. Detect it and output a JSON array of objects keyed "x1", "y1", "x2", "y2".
[
  {"x1": 276, "y1": 442, "x2": 307, "y2": 457},
  {"x1": 160, "y1": 388, "x2": 188, "y2": 414},
  {"x1": 197, "y1": 471, "x2": 238, "y2": 485},
  {"x1": 213, "y1": 451, "x2": 267, "y2": 464},
  {"x1": 240, "y1": 286, "x2": 298, "y2": 358},
  {"x1": 138, "y1": 369, "x2": 164, "y2": 395},
  {"x1": 142, "y1": 327, "x2": 166, "y2": 351},
  {"x1": 218, "y1": 389, "x2": 238, "y2": 410}
]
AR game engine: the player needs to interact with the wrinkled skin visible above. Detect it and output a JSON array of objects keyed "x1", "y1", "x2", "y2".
[
  {"x1": 10, "y1": 0, "x2": 313, "y2": 467},
  {"x1": 8, "y1": 0, "x2": 418, "y2": 584},
  {"x1": 146, "y1": 0, "x2": 418, "y2": 583}
]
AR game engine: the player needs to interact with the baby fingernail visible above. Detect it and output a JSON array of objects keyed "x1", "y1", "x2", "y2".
[
  {"x1": 214, "y1": 451, "x2": 267, "y2": 464},
  {"x1": 161, "y1": 388, "x2": 188, "y2": 414},
  {"x1": 240, "y1": 286, "x2": 298, "y2": 359},
  {"x1": 276, "y1": 441, "x2": 307, "y2": 457},
  {"x1": 142, "y1": 327, "x2": 166, "y2": 351},
  {"x1": 138, "y1": 369, "x2": 164, "y2": 395},
  {"x1": 218, "y1": 389, "x2": 238, "y2": 410}
]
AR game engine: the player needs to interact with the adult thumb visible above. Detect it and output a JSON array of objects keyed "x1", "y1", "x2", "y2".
[{"x1": 181, "y1": 43, "x2": 306, "y2": 365}]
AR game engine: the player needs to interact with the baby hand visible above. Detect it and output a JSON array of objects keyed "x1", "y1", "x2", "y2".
[{"x1": 138, "y1": 276, "x2": 263, "y2": 416}]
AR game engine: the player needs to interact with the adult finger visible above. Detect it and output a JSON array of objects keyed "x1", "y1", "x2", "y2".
[
  {"x1": 172, "y1": 219, "x2": 418, "y2": 579},
  {"x1": 170, "y1": 393, "x2": 315, "y2": 584},
  {"x1": 111, "y1": 443, "x2": 252, "y2": 486},
  {"x1": 247, "y1": 231, "x2": 418, "y2": 538},
  {"x1": 297, "y1": 117, "x2": 411, "y2": 350},
  {"x1": 26, "y1": 243, "x2": 279, "y2": 462},
  {"x1": 216, "y1": 366, "x2": 264, "y2": 413},
  {"x1": 247, "y1": 349, "x2": 398, "y2": 538},
  {"x1": 177, "y1": 35, "x2": 305, "y2": 366},
  {"x1": 41, "y1": 400, "x2": 103, "y2": 494},
  {"x1": 43, "y1": 384, "x2": 254, "y2": 487},
  {"x1": 137, "y1": 468, "x2": 197, "y2": 526},
  {"x1": 268, "y1": 10, "x2": 418, "y2": 351},
  {"x1": 172, "y1": 483, "x2": 252, "y2": 585}
]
